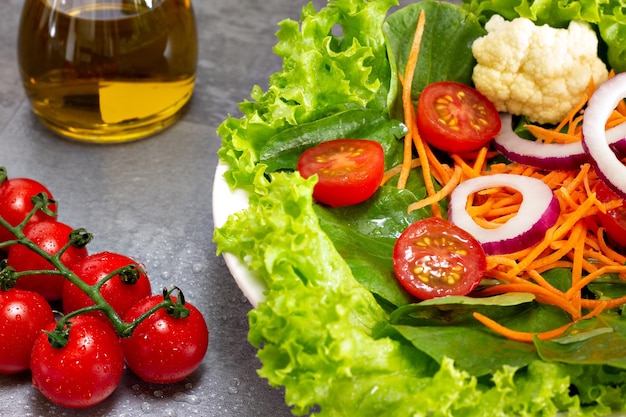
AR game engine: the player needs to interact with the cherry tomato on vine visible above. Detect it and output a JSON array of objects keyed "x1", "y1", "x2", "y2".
[
  {"x1": 0, "y1": 176, "x2": 57, "y2": 245},
  {"x1": 417, "y1": 81, "x2": 501, "y2": 154},
  {"x1": 63, "y1": 251, "x2": 152, "y2": 319},
  {"x1": 8, "y1": 220, "x2": 88, "y2": 301},
  {"x1": 122, "y1": 294, "x2": 209, "y2": 384},
  {"x1": 595, "y1": 180, "x2": 626, "y2": 248},
  {"x1": 297, "y1": 139, "x2": 385, "y2": 208},
  {"x1": 30, "y1": 315, "x2": 125, "y2": 409},
  {"x1": 393, "y1": 217, "x2": 486, "y2": 300},
  {"x1": 0, "y1": 288, "x2": 55, "y2": 374}
]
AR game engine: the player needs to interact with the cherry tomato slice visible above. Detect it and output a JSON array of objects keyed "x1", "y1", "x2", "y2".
[
  {"x1": 393, "y1": 217, "x2": 486, "y2": 300},
  {"x1": 417, "y1": 81, "x2": 501, "y2": 154},
  {"x1": 297, "y1": 139, "x2": 384, "y2": 208},
  {"x1": 595, "y1": 180, "x2": 626, "y2": 248}
]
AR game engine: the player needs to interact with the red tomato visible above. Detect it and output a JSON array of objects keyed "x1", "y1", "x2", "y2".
[
  {"x1": 122, "y1": 294, "x2": 209, "y2": 383},
  {"x1": 393, "y1": 217, "x2": 486, "y2": 299},
  {"x1": 8, "y1": 220, "x2": 88, "y2": 301},
  {"x1": 417, "y1": 81, "x2": 501, "y2": 154},
  {"x1": 595, "y1": 180, "x2": 626, "y2": 248},
  {"x1": 30, "y1": 315, "x2": 125, "y2": 409},
  {"x1": 63, "y1": 252, "x2": 152, "y2": 319},
  {"x1": 0, "y1": 288, "x2": 55, "y2": 374},
  {"x1": 0, "y1": 177, "x2": 57, "y2": 244},
  {"x1": 297, "y1": 139, "x2": 385, "y2": 208}
]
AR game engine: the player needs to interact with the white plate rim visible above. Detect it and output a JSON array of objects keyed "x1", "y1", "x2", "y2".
[{"x1": 212, "y1": 161, "x2": 265, "y2": 307}]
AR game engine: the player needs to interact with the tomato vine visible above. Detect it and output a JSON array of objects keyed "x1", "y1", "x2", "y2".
[
  {"x1": 0, "y1": 166, "x2": 208, "y2": 407},
  {"x1": 0, "y1": 187, "x2": 188, "y2": 340}
]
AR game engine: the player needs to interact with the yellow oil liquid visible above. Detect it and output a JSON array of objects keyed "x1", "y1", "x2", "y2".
[{"x1": 18, "y1": 0, "x2": 197, "y2": 143}]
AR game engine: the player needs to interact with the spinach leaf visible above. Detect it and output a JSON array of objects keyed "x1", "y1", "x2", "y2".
[
  {"x1": 587, "y1": 274, "x2": 626, "y2": 300},
  {"x1": 314, "y1": 185, "x2": 424, "y2": 307},
  {"x1": 259, "y1": 108, "x2": 406, "y2": 172},
  {"x1": 384, "y1": 295, "x2": 583, "y2": 376},
  {"x1": 384, "y1": 1, "x2": 486, "y2": 116},
  {"x1": 536, "y1": 315, "x2": 626, "y2": 369},
  {"x1": 391, "y1": 324, "x2": 539, "y2": 377}
]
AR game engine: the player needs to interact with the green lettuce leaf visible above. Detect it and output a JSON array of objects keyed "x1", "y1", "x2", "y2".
[
  {"x1": 215, "y1": 172, "x2": 589, "y2": 416},
  {"x1": 259, "y1": 109, "x2": 407, "y2": 172},
  {"x1": 461, "y1": 0, "x2": 626, "y2": 72},
  {"x1": 216, "y1": 0, "x2": 398, "y2": 188},
  {"x1": 384, "y1": 1, "x2": 486, "y2": 92}
]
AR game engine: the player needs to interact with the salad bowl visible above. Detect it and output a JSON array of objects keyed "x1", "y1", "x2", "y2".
[{"x1": 213, "y1": 0, "x2": 626, "y2": 415}]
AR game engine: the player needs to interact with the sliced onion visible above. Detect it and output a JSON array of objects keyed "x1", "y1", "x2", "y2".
[
  {"x1": 448, "y1": 174, "x2": 559, "y2": 255},
  {"x1": 494, "y1": 113, "x2": 626, "y2": 171},
  {"x1": 582, "y1": 72, "x2": 626, "y2": 198}
]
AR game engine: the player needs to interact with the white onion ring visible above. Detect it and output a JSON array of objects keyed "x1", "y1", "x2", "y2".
[
  {"x1": 448, "y1": 174, "x2": 559, "y2": 255},
  {"x1": 495, "y1": 113, "x2": 626, "y2": 171},
  {"x1": 582, "y1": 73, "x2": 626, "y2": 198}
]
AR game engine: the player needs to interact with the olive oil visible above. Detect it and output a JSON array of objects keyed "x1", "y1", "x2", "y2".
[{"x1": 18, "y1": 0, "x2": 197, "y2": 142}]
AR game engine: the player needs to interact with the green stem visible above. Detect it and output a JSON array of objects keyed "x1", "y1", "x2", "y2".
[{"x1": 0, "y1": 177, "x2": 185, "y2": 341}]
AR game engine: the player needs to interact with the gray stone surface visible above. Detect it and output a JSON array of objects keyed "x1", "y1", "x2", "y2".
[{"x1": 0, "y1": 0, "x2": 314, "y2": 415}]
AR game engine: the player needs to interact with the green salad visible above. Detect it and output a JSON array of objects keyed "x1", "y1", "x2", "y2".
[{"x1": 214, "y1": 0, "x2": 626, "y2": 415}]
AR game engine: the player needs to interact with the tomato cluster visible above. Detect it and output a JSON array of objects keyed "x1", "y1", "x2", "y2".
[{"x1": 0, "y1": 168, "x2": 209, "y2": 409}]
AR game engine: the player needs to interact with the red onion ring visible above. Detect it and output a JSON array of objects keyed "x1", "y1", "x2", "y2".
[
  {"x1": 495, "y1": 113, "x2": 626, "y2": 171},
  {"x1": 448, "y1": 174, "x2": 559, "y2": 255},
  {"x1": 582, "y1": 73, "x2": 626, "y2": 198}
]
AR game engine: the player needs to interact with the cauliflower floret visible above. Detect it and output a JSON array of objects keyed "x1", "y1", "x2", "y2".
[{"x1": 471, "y1": 15, "x2": 609, "y2": 125}]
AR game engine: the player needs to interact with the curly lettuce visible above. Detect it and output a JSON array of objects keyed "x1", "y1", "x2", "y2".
[
  {"x1": 214, "y1": 173, "x2": 591, "y2": 416},
  {"x1": 216, "y1": 0, "x2": 397, "y2": 189},
  {"x1": 461, "y1": 0, "x2": 626, "y2": 73}
]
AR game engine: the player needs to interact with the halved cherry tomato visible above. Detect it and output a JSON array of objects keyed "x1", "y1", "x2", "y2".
[
  {"x1": 417, "y1": 81, "x2": 501, "y2": 154},
  {"x1": 297, "y1": 139, "x2": 385, "y2": 208},
  {"x1": 595, "y1": 180, "x2": 626, "y2": 248},
  {"x1": 393, "y1": 217, "x2": 486, "y2": 300}
]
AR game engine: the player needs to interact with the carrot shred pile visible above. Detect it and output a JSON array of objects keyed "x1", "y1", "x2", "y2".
[{"x1": 385, "y1": 14, "x2": 626, "y2": 342}]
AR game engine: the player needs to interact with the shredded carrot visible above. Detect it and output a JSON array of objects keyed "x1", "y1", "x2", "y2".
[
  {"x1": 397, "y1": 10, "x2": 426, "y2": 190},
  {"x1": 570, "y1": 220, "x2": 586, "y2": 318},
  {"x1": 463, "y1": 81, "x2": 626, "y2": 340},
  {"x1": 476, "y1": 283, "x2": 579, "y2": 317},
  {"x1": 382, "y1": 157, "x2": 421, "y2": 186},
  {"x1": 581, "y1": 295, "x2": 626, "y2": 310},
  {"x1": 471, "y1": 147, "x2": 490, "y2": 174},
  {"x1": 473, "y1": 301, "x2": 607, "y2": 343},
  {"x1": 525, "y1": 125, "x2": 582, "y2": 144},
  {"x1": 526, "y1": 269, "x2": 564, "y2": 296},
  {"x1": 397, "y1": 132, "x2": 414, "y2": 189},
  {"x1": 408, "y1": 164, "x2": 462, "y2": 213},
  {"x1": 565, "y1": 265, "x2": 626, "y2": 299},
  {"x1": 596, "y1": 228, "x2": 626, "y2": 265}
]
